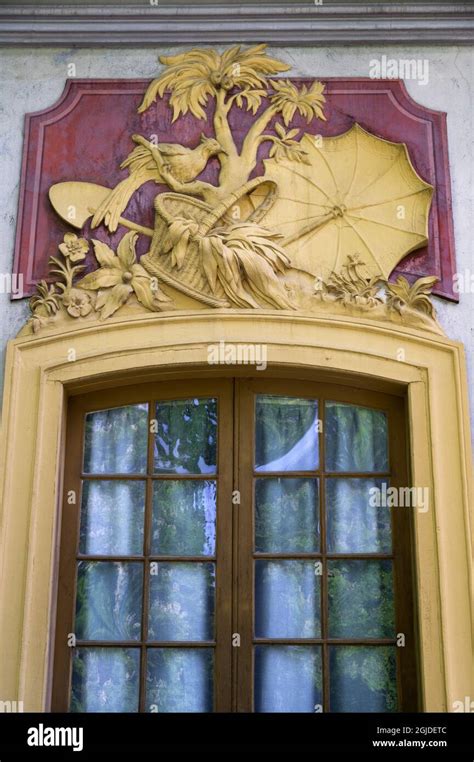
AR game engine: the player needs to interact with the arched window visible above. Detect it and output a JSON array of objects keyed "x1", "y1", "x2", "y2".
[{"x1": 52, "y1": 378, "x2": 417, "y2": 712}]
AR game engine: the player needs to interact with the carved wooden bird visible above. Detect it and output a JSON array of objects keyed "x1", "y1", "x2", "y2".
[{"x1": 91, "y1": 133, "x2": 225, "y2": 232}]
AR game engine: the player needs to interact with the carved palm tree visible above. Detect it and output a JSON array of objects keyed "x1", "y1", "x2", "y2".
[
  {"x1": 94, "y1": 45, "x2": 327, "y2": 230},
  {"x1": 139, "y1": 44, "x2": 326, "y2": 201}
]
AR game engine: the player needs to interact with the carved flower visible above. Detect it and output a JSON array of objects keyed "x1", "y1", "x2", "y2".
[
  {"x1": 63, "y1": 288, "x2": 93, "y2": 318},
  {"x1": 59, "y1": 233, "x2": 89, "y2": 263},
  {"x1": 76, "y1": 231, "x2": 172, "y2": 319}
]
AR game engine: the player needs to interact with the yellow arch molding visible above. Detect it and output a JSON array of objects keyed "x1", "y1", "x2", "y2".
[{"x1": 0, "y1": 310, "x2": 472, "y2": 711}]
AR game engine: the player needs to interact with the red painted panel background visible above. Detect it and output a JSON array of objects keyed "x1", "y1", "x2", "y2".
[{"x1": 12, "y1": 78, "x2": 457, "y2": 300}]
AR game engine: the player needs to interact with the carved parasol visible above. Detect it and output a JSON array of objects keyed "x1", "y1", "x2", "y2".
[{"x1": 253, "y1": 123, "x2": 434, "y2": 280}]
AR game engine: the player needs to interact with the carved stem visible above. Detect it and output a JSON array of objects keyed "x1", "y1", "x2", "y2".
[
  {"x1": 213, "y1": 107, "x2": 281, "y2": 197},
  {"x1": 117, "y1": 217, "x2": 154, "y2": 237},
  {"x1": 256, "y1": 134, "x2": 277, "y2": 147},
  {"x1": 214, "y1": 89, "x2": 239, "y2": 163},
  {"x1": 239, "y1": 104, "x2": 279, "y2": 168},
  {"x1": 283, "y1": 211, "x2": 336, "y2": 246}
]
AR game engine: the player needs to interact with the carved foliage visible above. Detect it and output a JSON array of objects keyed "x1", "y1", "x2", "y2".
[
  {"x1": 29, "y1": 232, "x2": 173, "y2": 331},
  {"x1": 321, "y1": 254, "x2": 383, "y2": 309},
  {"x1": 386, "y1": 275, "x2": 438, "y2": 319}
]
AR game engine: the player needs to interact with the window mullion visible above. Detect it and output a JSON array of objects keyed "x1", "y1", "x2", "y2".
[
  {"x1": 138, "y1": 399, "x2": 155, "y2": 713},
  {"x1": 320, "y1": 397, "x2": 330, "y2": 713}
]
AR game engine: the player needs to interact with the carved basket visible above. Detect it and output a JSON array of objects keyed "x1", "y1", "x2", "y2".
[{"x1": 141, "y1": 178, "x2": 277, "y2": 307}]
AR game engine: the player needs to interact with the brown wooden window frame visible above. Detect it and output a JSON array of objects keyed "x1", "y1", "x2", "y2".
[
  {"x1": 235, "y1": 378, "x2": 418, "y2": 712},
  {"x1": 52, "y1": 376, "x2": 418, "y2": 712}
]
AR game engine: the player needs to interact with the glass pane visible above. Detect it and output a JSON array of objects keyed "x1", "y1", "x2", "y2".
[
  {"x1": 255, "y1": 396, "x2": 319, "y2": 472},
  {"x1": 148, "y1": 563, "x2": 215, "y2": 641},
  {"x1": 255, "y1": 560, "x2": 321, "y2": 638},
  {"x1": 79, "y1": 480, "x2": 145, "y2": 556},
  {"x1": 326, "y1": 478, "x2": 391, "y2": 553},
  {"x1": 153, "y1": 398, "x2": 217, "y2": 474},
  {"x1": 325, "y1": 402, "x2": 388, "y2": 472},
  {"x1": 84, "y1": 404, "x2": 148, "y2": 474},
  {"x1": 255, "y1": 478, "x2": 319, "y2": 553},
  {"x1": 328, "y1": 560, "x2": 395, "y2": 638},
  {"x1": 330, "y1": 646, "x2": 397, "y2": 712},
  {"x1": 146, "y1": 648, "x2": 213, "y2": 712},
  {"x1": 75, "y1": 561, "x2": 143, "y2": 641},
  {"x1": 255, "y1": 646, "x2": 322, "y2": 712},
  {"x1": 151, "y1": 480, "x2": 216, "y2": 556},
  {"x1": 70, "y1": 648, "x2": 140, "y2": 712}
]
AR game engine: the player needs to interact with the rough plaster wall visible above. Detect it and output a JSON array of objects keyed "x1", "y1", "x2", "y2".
[{"x1": 0, "y1": 45, "x2": 472, "y2": 438}]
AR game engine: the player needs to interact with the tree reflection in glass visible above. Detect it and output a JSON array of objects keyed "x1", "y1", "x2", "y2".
[
  {"x1": 326, "y1": 478, "x2": 391, "y2": 553},
  {"x1": 325, "y1": 402, "x2": 388, "y2": 473},
  {"x1": 83, "y1": 404, "x2": 148, "y2": 474},
  {"x1": 255, "y1": 646, "x2": 322, "y2": 712},
  {"x1": 255, "y1": 478, "x2": 320, "y2": 553},
  {"x1": 70, "y1": 648, "x2": 140, "y2": 713},
  {"x1": 255, "y1": 396, "x2": 319, "y2": 471},
  {"x1": 80, "y1": 480, "x2": 145, "y2": 556},
  {"x1": 146, "y1": 648, "x2": 213, "y2": 712},
  {"x1": 328, "y1": 560, "x2": 395, "y2": 638},
  {"x1": 153, "y1": 398, "x2": 217, "y2": 474},
  {"x1": 75, "y1": 561, "x2": 143, "y2": 641},
  {"x1": 152, "y1": 480, "x2": 216, "y2": 557},
  {"x1": 330, "y1": 646, "x2": 397, "y2": 712},
  {"x1": 255, "y1": 560, "x2": 321, "y2": 638},
  {"x1": 148, "y1": 563, "x2": 215, "y2": 641}
]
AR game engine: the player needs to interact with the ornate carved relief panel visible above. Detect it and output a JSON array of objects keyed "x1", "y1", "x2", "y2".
[{"x1": 13, "y1": 46, "x2": 457, "y2": 336}]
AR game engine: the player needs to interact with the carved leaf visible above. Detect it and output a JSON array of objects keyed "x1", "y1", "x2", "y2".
[
  {"x1": 92, "y1": 239, "x2": 119, "y2": 268},
  {"x1": 282, "y1": 102, "x2": 297, "y2": 126},
  {"x1": 76, "y1": 268, "x2": 122, "y2": 291},
  {"x1": 407, "y1": 275, "x2": 438, "y2": 294},
  {"x1": 270, "y1": 79, "x2": 327, "y2": 126},
  {"x1": 235, "y1": 89, "x2": 266, "y2": 115},
  {"x1": 200, "y1": 237, "x2": 218, "y2": 292},
  {"x1": 48, "y1": 255, "x2": 70, "y2": 282},
  {"x1": 95, "y1": 284, "x2": 132, "y2": 320},
  {"x1": 117, "y1": 231, "x2": 138, "y2": 270},
  {"x1": 138, "y1": 44, "x2": 290, "y2": 118},
  {"x1": 274, "y1": 122, "x2": 286, "y2": 139},
  {"x1": 225, "y1": 43, "x2": 290, "y2": 78},
  {"x1": 29, "y1": 280, "x2": 61, "y2": 317},
  {"x1": 197, "y1": 223, "x2": 294, "y2": 310},
  {"x1": 132, "y1": 276, "x2": 164, "y2": 311},
  {"x1": 171, "y1": 234, "x2": 191, "y2": 270},
  {"x1": 386, "y1": 275, "x2": 438, "y2": 318}
]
